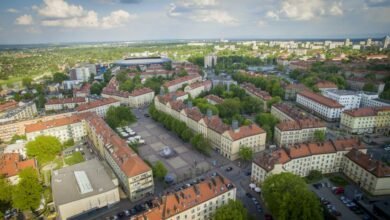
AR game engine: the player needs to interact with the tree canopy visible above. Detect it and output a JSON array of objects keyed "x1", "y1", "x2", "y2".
[
  {"x1": 214, "y1": 199, "x2": 249, "y2": 220},
  {"x1": 26, "y1": 135, "x2": 62, "y2": 164},
  {"x1": 238, "y1": 146, "x2": 253, "y2": 161},
  {"x1": 314, "y1": 130, "x2": 326, "y2": 142},
  {"x1": 262, "y1": 173, "x2": 323, "y2": 220},
  {"x1": 90, "y1": 82, "x2": 105, "y2": 95},
  {"x1": 12, "y1": 168, "x2": 43, "y2": 211},
  {"x1": 255, "y1": 113, "x2": 279, "y2": 142},
  {"x1": 153, "y1": 161, "x2": 168, "y2": 180},
  {"x1": 52, "y1": 72, "x2": 69, "y2": 83},
  {"x1": 105, "y1": 106, "x2": 136, "y2": 128}
]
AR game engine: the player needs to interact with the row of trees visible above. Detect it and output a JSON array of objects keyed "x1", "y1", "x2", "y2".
[
  {"x1": 0, "y1": 168, "x2": 43, "y2": 216},
  {"x1": 105, "y1": 106, "x2": 137, "y2": 129},
  {"x1": 255, "y1": 113, "x2": 279, "y2": 143},
  {"x1": 149, "y1": 104, "x2": 212, "y2": 156},
  {"x1": 232, "y1": 72, "x2": 285, "y2": 98}
]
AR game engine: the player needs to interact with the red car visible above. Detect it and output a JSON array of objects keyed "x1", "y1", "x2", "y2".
[
  {"x1": 332, "y1": 187, "x2": 344, "y2": 195},
  {"x1": 264, "y1": 214, "x2": 273, "y2": 220}
]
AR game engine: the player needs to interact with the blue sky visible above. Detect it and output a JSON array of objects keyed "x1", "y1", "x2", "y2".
[{"x1": 0, "y1": 0, "x2": 389, "y2": 44}]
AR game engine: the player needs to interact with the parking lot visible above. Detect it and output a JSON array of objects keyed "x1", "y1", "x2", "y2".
[{"x1": 131, "y1": 108, "x2": 212, "y2": 184}]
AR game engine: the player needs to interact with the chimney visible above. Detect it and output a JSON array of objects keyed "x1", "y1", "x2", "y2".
[
  {"x1": 187, "y1": 100, "x2": 193, "y2": 108},
  {"x1": 232, "y1": 120, "x2": 239, "y2": 132},
  {"x1": 207, "y1": 109, "x2": 213, "y2": 118}
]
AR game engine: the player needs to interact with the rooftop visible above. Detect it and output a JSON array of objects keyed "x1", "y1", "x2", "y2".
[
  {"x1": 276, "y1": 118, "x2": 325, "y2": 131},
  {"x1": 0, "y1": 153, "x2": 36, "y2": 178},
  {"x1": 298, "y1": 91, "x2": 343, "y2": 108},
  {"x1": 51, "y1": 159, "x2": 117, "y2": 206},
  {"x1": 272, "y1": 103, "x2": 315, "y2": 121},
  {"x1": 130, "y1": 87, "x2": 154, "y2": 97},
  {"x1": 315, "y1": 80, "x2": 338, "y2": 89},
  {"x1": 205, "y1": 94, "x2": 224, "y2": 104},
  {"x1": 345, "y1": 149, "x2": 390, "y2": 178},
  {"x1": 25, "y1": 114, "x2": 83, "y2": 133},
  {"x1": 0, "y1": 100, "x2": 18, "y2": 112},
  {"x1": 76, "y1": 97, "x2": 119, "y2": 112},
  {"x1": 114, "y1": 57, "x2": 171, "y2": 66},
  {"x1": 163, "y1": 74, "x2": 201, "y2": 88},
  {"x1": 325, "y1": 89, "x2": 361, "y2": 96},
  {"x1": 241, "y1": 82, "x2": 272, "y2": 101},
  {"x1": 46, "y1": 97, "x2": 86, "y2": 105}
]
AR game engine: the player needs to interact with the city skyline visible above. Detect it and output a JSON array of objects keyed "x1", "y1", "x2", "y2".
[{"x1": 0, "y1": 0, "x2": 390, "y2": 44}]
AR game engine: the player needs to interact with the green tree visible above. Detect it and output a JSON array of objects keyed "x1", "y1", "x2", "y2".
[
  {"x1": 26, "y1": 135, "x2": 62, "y2": 164},
  {"x1": 241, "y1": 96, "x2": 263, "y2": 115},
  {"x1": 153, "y1": 161, "x2": 168, "y2": 180},
  {"x1": 362, "y1": 82, "x2": 376, "y2": 92},
  {"x1": 12, "y1": 168, "x2": 43, "y2": 211},
  {"x1": 262, "y1": 173, "x2": 323, "y2": 220},
  {"x1": 217, "y1": 98, "x2": 241, "y2": 119},
  {"x1": 22, "y1": 77, "x2": 32, "y2": 88},
  {"x1": 105, "y1": 106, "x2": 136, "y2": 128},
  {"x1": 103, "y1": 70, "x2": 112, "y2": 83},
  {"x1": 90, "y1": 82, "x2": 104, "y2": 95},
  {"x1": 266, "y1": 96, "x2": 282, "y2": 109},
  {"x1": 255, "y1": 113, "x2": 279, "y2": 142},
  {"x1": 305, "y1": 170, "x2": 323, "y2": 183},
  {"x1": 119, "y1": 79, "x2": 135, "y2": 92},
  {"x1": 190, "y1": 134, "x2": 211, "y2": 156},
  {"x1": 9, "y1": 134, "x2": 26, "y2": 144},
  {"x1": 214, "y1": 199, "x2": 248, "y2": 220},
  {"x1": 52, "y1": 72, "x2": 69, "y2": 83},
  {"x1": 116, "y1": 70, "x2": 128, "y2": 82},
  {"x1": 180, "y1": 128, "x2": 193, "y2": 142},
  {"x1": 0, "y1": 177, "x2": 12, "y2": 215},
  {"x1": 238, "y1": 146, "x2": 253, "y2": 161},
  {"x1": 314, "y1": 130, "x2": 326, "y2": 142}
]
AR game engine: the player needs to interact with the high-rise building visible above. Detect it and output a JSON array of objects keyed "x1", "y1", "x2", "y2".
[
  {"x1": 384, "y1": 35, "x2": 390, "y2": 48},
  {"x1": 367, "y1": 38, "x2": 372, "y2": 46},
  {"x1": 345, "y1": 38, "x2": 351, "y2": 46},
  {"x1": 204, "y1": 54, "x2": 217, "y2": 68}
]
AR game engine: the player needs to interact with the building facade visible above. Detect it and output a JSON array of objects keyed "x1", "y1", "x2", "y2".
[
  {"x1": 340, "y1": 107, "x2": 390, "y2": 135},
  {"x1": 76, "y1": 98, "x2": 120, "y2": 117},
  {"x1": 163, "y1": 75, "x2": 202, "y2": 93},
  {"x1": 323, "y1": 89, "x2": 361, "y2": 110},
  {"x1": 45, "y1": 97, "x2": 86, "y2": 111}
]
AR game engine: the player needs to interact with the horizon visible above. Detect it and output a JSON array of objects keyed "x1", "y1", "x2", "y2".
[{"x1": 1, "y1": 0, "x2": 390, "y2": 45}]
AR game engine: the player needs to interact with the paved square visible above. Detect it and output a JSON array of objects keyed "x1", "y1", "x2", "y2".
[
  {"x1": 174, "y1": 146, "x2": 188, "y2": 154},
  {"x1": 138, "y1": 131, "x2": 151, "y2": 137},
  {"x1": 167, "y1": 157, "x2": 187, "y2": 169},
  {"x1": 150, "y1": 142, "x2": 165, "y2": 151},
  {"x1": 146, "y1": 155, "x2": 159, "y2": 163},
  {"x1": 146, "y1": 124, "x2": 156, "y2": 129}
]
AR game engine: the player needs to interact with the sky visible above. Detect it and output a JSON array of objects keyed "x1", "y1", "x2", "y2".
[{"x1": 0, "y1": 0, "x2": 389, "y2": 44}]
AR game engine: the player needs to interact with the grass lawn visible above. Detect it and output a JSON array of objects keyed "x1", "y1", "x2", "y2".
[{"x1": 64, "y1": 152, "x2": 84, "y2": 166}]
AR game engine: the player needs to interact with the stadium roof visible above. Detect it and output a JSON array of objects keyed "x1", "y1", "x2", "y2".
[{"x1": 114, "y1": 57, "x2": 171, "y2": 66}]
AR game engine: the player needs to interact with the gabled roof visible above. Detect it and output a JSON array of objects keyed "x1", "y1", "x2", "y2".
[
  {"x1": 0, "y1": 153, "x2": 36, "y2": 178},
  {"x1": 345, "y1": 149, "x2": 390, "y2": 178},
  {"x1": 298, "y1": 91, "x2": 343, "y2": 108},
  {"x1": 226, "y1": 124, "x2": 265, "y2": 141},
  {"x1": 76, "y1": 98, "x2": 119, "y2": 112}
]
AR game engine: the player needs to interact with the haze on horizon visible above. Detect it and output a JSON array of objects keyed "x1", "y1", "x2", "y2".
[{"x1": 0, "y1": 0, "x2": 389, "y2": 44}]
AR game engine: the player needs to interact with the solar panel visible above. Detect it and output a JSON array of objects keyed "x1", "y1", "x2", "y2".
[{"x1": 74, "y1": 171, "x2": 93, "y2": 194}]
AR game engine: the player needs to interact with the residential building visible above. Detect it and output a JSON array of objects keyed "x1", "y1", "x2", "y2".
[
  {"x1": 128, "y1": 87, "x2": 155, "y2": 108},
  {"x1": 241, "y1": 82, "x2": 272, "y2": 111},
  {"x1": 0, "y1": 101, "x2": 37, "y2": 122},
  {"x1": 274, "y1": 119, "x2": 326, "y2": 147},
  {"x1": 184, "y1": 80, "x2": 212, "y2": 98},
  {"x1": 163, "y1": 74, "x2": 202, "y2": 93},
  {"x1": 251, "y1": 138, "x2": 366, "y2": 185},
  {"x1": 296, "y1": 91, "x2": 343, "y2": 121},
  {"x1": 284, "y1": 83, "x2": 309, "y2": 100},
  {"x1": 25, "y1": 114, "x2": 86, "y2": 143},
  {"x1": 315, "y1": 81, "x2": 338, "y2": 91},
  {"x1": 360, "y1": 92, "x2": 390, "y2": 108},
  {"x1": 0, "y1": 153, "x2": 37, "y2": 185},
  {"x1": 210, "y1": 73, "x2": 237, "y2": 88},
  {"x1": 271, "y1": 103, "x2": 315, "y2": 122},
  {"x1": 343, "y1": 149, "x2": 390, "y2": 196},
  {"x1": 205, "y1": 94, "x2": 224, "y2": 105},
  {"x1": 133, "y1": 174, "x2": 236, "y2": 220},
  {"x1": 76, "y1": 98, "x2": 120, "y2": 117},
  {"x1": 204, "y1": 54, "x2": 217, "y2": 68},
  {"x1": 4, "y1": 140, "x2": 27, "y2": 159},
  {"x1": 155, "y1": 93, "x2": 266, "y2": 160},
  {"x1": 73, "y1": 83, "x2": 91, "y2": 97},
  {"x1": 113, "y1": 57, "x2": 172, "y2": 69},
  {"x1": 347, "y1": 78, "x2": 385, "y2": 94},
  {"x1": 340, "y1": 107, "x2": 390, "y2": 135},
  {"x1": 45, "y1": 97, "x2": 87, "y2": 111},
  {"x1": 69, "y1": 64, "x2": 96, "y2": 82},
  {"x1": 323, "y1": 89, "x2": 361, "y2": 110},
  {"x1": 52, "y1": 159, "x2": 120, "y2": 220}
]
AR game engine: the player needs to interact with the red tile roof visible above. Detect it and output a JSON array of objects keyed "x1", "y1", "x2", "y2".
[
  {"x1": 272, "y1": 103, "x2": 315, "y2": 121},
  {"x1": 76, "y1": 98, "x2": 119, "y2": 112},
  {"x1": 25, "y1": 114, "x2": 83, "y2": 133},
  {"x1": 130, "y1": 87, "x2": 154, "y2": 97},
  {"x1": 204, "y1": 116, "x2": 230, "y2": 134},
  {"x1": 0, "y1": 153, "x2": 36, "y2": 178},
  {"x1": 227, "y1": 124, "x2": 265, "y2": 141},
  {"x1": 343, "y1": 107, "x2": 390, "y2": 117},
  {"x1": 163, "y1": 74, "x2": 201, "y2": 88},
  {"x1": 276, "y1": 119, "x2": 325, "y2": 131},
  {"x1": 298, "y1": 91, "x2": 343, "y2": 108},
  {"x1": 345, "y1": 149, "x2": 390, "y2": 177},
  {"x1": 205, "y1": 94, "x2": 224, "y2": 104},
  {"x1": 253, "y1": 149, "x2": 291, "y2": 172},
  {"x1": 315, "y1": 81, "x2": 338, "y2": 89},
  {"x1": 241, "y1": 82, "x2": 272, "y2": 101},
  {"x1": 0, "y1": 100, "x2": 18, "y2": 112},
  {"x1": 73, "y1": 83, "x2": 91, "y2": 94},
  {"x1": 157, "y1": 91, "x2": 187, "y2": 104},
  {"x1": 46, "y1": 97, "x2": 86, "y2": 105},
  {"x1": 186, "y1": 80, "x2": 212, "y2": 90},
  {"x1": 184, "y1": 107, "x2": 203, "y2": 121}
]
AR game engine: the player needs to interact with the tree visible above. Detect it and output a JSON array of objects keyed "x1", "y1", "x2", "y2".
[
  {"x1": 239, "y1": 146, "x2": 253, "y2": 161},
  {"x1": 105, "y1": 106, "x2": 136, "y2": 128},
  {"x1": 9, "y1": 134, "x2": 26, "y2": 144},
  {"x1": 180, "y1": 128, "x2": 193, "y2": 142},
  {"x1": 217, "y1": 98, "x2": 241, "y2": 119},
  {"x1": 362, "y1": 82, "x2": 376, "y2": 92},
  {"x1": 0, "y1": 177, "x2": 12, "y2": 215},
  {"x1": 153, "y1": 161, "x2": 168, "y2": 180},
  {"x1": 22, "y1": 77, "x2": 32, "y2": 88},
  {"x1": 12, "y1": 168, "x2": 43, "y2": 211},
  {"x1": 314, "y1": 130, "x2": 326, "y2": 142},
  {"x1": 90, "y1": 82, "x2": 104, "y2": 95},
  {"x1": 119, "y1": 79, "x2": 135, "y2": 92},
  {"x1": 305, "y1": 170, "x2": 323, "y2": 183},
  {"x1": 103, "y1": 70, "x2": 112, "y2": 83},
  {"x1": 26, "y1": 135, "x2": 62, "y2": 164},
  {"x1": 190, "y1": 134, "x2": 211, "y2": 156},
  {"x1": 214, "y1": 200, "x2": 248, "y2": 220},
  {"x1": 52, "y1": 72, "x2": 69, "y2": 83},
  {"x1": 266, "y1": 96, "x2": 282, "y2": 109},
  {"x1": 116, "y1": 70, "x2": 128, "y2": 82},
  {"x1": 262, "y1": 173, "x2": 323, "y2": 220},
  {"x1": 241, "y1": 96, "x2": 263, "y2": 115}
]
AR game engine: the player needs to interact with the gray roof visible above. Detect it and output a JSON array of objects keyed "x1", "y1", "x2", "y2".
[
  {"x1": 52, "y1": 159, "x2": 117, "y2": 206},
  {"x1": 114, "y1": 57, "x2": 171, "y2": 66},
  {"x1": 327, "y1": 89, "x2": 360, "y2": 96}
]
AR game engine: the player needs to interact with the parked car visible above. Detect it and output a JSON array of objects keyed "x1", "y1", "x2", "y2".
[
  {"x1": 225, "y1": 167, "x2": 233, "y2": 172},
  {"x1": 313, "y1": 183, "x2": 322, "y2": 189},
  {"x1": 246, "y1": 192, "x2": 253, "y2": 198},
  {"x1": 332, "y1": 187, "x2": 344, "y2": 195}
]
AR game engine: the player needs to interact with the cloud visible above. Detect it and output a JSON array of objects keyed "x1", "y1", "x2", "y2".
[
  {"x1": 7, "y1": 8, "x2": 19, "y2": 13},
  {"x1": 120, "y1": 0, "x2": 142, "y2": 3},
  {"x1": 36, "y1": 0, "x2": 135, "y2": 28},
  {"x1": 257, "y1": 20, "x2": 267, "y2": 27},
  {"x1": 168, "y1": 0, "x2": 237, "y2": 25},
  {"x1": 365, "y1": 0, "x2": 390, "y2": 7},
  {"x1": 266, "y1": 0, "x2": 343, "y2": 21},
  {"x1": 101, "y1": 10, "x2": 137, "y2": 28},
  {"x1": 15, "y1": 14, "x2": 34, "y2": 25},
  {"x1": 36, "y1": 0, "x2": 84, "y2": 18}
]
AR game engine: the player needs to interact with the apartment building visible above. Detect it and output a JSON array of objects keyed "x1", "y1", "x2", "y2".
[
  {"x1": 323, "y1": 89, "x2": 361, "y2": 110},
  {"x1": 73, "y1": 83, "x2": 91, "y2": 97},
  {"x1": 128, "y1": 87, "x2": 155, "y2": 108},
  {"x1": 0, "y1": 153, "x2": 37, "y2": 185},
  {"x1": 25, "y1": 114, "x2": 86, "y2": 142},
  {"x1": 274, "y1": 119, "x2": 326, "y2": 147},
  {"x1": 315, "y1": 80, "x2": 338, "y2": 91},
  {"x1": 284, "y1": 83, "x2": 309, "y2": 100},
  {"x1": 163, "y1": 74, "x2": 202, "y2": 93},
  {"x1": 45, "y1": 97, "x2": 86, "y2": 111},
  {"x1": 271, "y1": 103, "x2": 315, "y2": 122},
  {"x1": 0, "y1": 100, "x2": 37, "y2": 122},
  {"x1": 184, "y1": 80, "x2": 212, "y2": 98},
  {"x1": 340, "y1": 107, "x2": 390, "y2": 135},
  {"x1": 84, "y1": 114, "x2": 154, "y2": 201},
  {"x1": 347, "y1": 78, "x2": 385, "y2": 94},
  {"x1": 133, "y1": 174, "x2": 236, "y2": 220},
  {"x1": 296, "y1": 91, "x2": 343, "y2": 121},
  {"x1": 155, "y1": 93, "x2": 266, "y2": 160},
  {"x1": 205, "y1": 94, "x2": 224, "y2": 105},
  {"x1": 251, "y1": 138, "x2": 366, "y2": 185},
  {"x1": 343, "y1": 149, "x2": 390, "y2": 196},
  {"x1": 76, "y1": 97, "x2": 120, "y2": 117},
  {"x1": 241, "y1": 82, "x2": 272, "y2": 111},
  {"x1": 360, "y1": 92, "x2": 390, "y2": 108},
  {"x1": 52, "y1": 159, "x2": 120, "y2": 220}
]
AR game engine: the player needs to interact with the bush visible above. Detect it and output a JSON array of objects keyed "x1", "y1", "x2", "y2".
[
  {"x1": 305, "y1": 170, "x2": 323, "y2": 183},
  {"x1": 329, "y1": 175, "x2": 349, "y2": 187}
]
